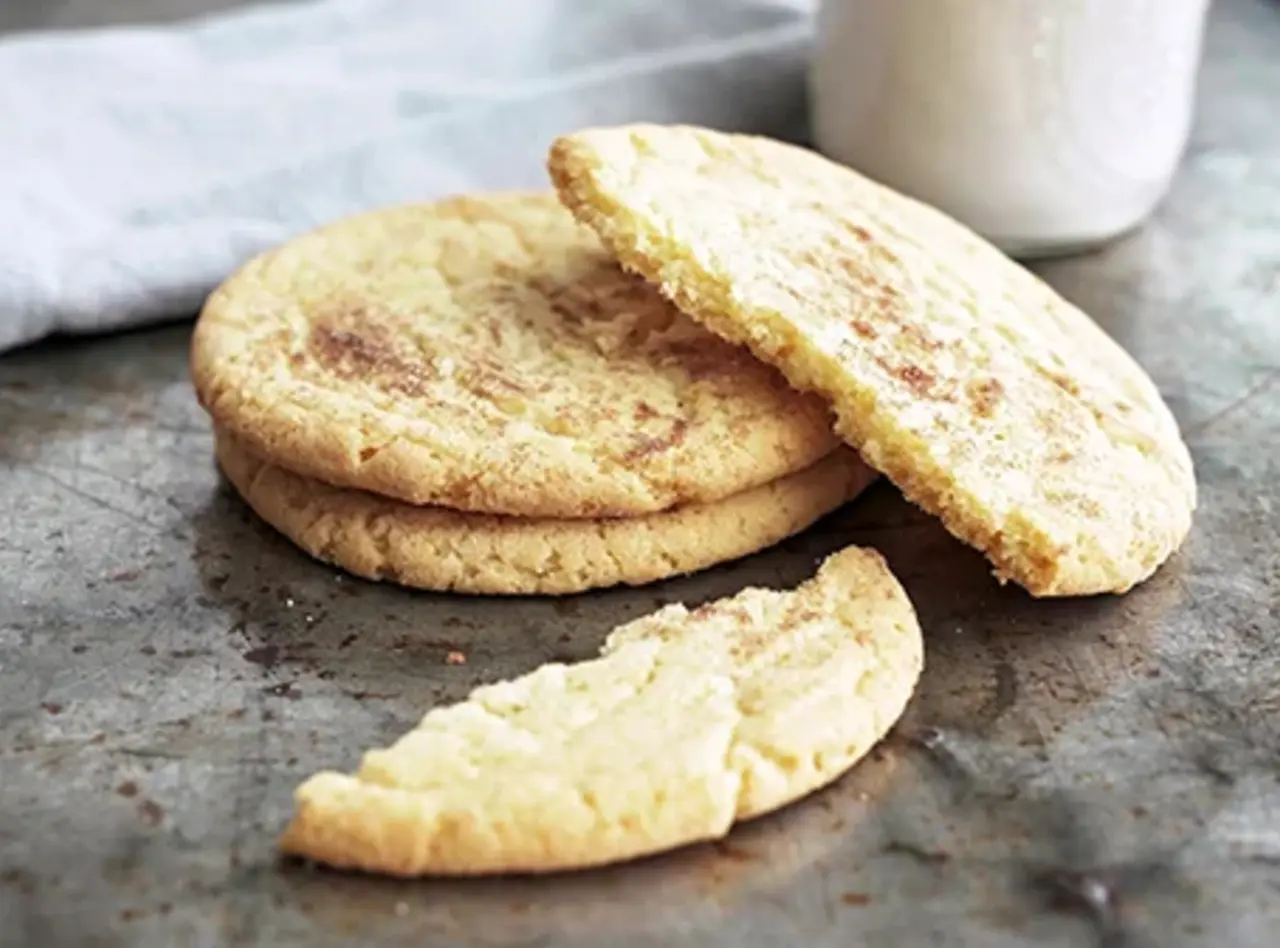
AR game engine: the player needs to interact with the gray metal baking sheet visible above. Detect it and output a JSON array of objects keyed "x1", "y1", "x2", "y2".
[{"x1": 2, "y1": 1, "x2": 1278, "y2": 945}]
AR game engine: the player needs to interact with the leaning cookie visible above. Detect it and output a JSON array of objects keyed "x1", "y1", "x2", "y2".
[
  {"x1": 549, "y1": 124, "x2": 1195, "y2": 596},
  {"x1": 216, "y1": 431, "x2": 877, "y2": 596},
  {"x1": 277, "y1": 545, "x2": 923, "y2": 876}
]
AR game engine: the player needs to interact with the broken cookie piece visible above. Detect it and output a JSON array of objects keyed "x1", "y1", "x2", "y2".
[{"x1": 277, "y1": 546, "x2": 923, "y2": 876}]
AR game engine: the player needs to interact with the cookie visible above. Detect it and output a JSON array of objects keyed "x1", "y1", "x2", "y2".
[
  {"x1": 276, "y1": 545, "x2": 923, "y2": 876},
  {"x1": 191, "y1": 192, "x2": 838, "y2": 518},
  {"x1": 549, "y1": 125, "x2": 1196, "y2": 596},
  {"x1": 216, "y1": 431, "x2": 876, "y2": 596}
]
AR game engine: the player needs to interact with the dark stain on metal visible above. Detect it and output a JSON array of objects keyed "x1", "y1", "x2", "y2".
[
  {"x1": 882, "y1": 840, "x2": 952, "y2": 865},
  {"x1": 553, "y1": 599, "x2": 581, "y2": 617},
  {"x1": 168, "y1": 648, "x2": 207, "y2": 660},
  {"x1": 138, "y1": 800, "x2": 164, "y2": 826},
  {"x1": 1032, "y1": 859, "x2": 1183, "y2": 948},
  {"x1": 0, "y1": 869, "x2": 36, "y2": 895},
  {"x1": 262, "y1": 682, "x2": 301, "y2": 701},
  {"x1": 901, "y1": 726, "x2": 976, "y2": 792},
  {"x1": 243, "y1": 645, "x2": 282, "y2": 669},
  {"x1": 1041, "y1": 867, "x2": 1117, "y2": 921},
  {"x1": 985, "y1": 660, "x2": 1019, "y2": 726},
  {"x1": 711, "y1": 841, "x2": 756, "y2": 863}
]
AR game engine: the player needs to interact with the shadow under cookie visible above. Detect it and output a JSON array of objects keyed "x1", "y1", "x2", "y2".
[{"x1": 215, "y1": 431, "x2": 879, "y2": 596}]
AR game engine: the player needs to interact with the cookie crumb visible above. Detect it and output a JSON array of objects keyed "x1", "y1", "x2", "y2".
[{"x1": 445, "y1": 651, "x2": 467, "y2": 666}]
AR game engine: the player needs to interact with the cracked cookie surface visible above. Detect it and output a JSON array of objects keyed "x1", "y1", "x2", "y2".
[
  {"x1": 216, "y1": 430, "x2": 876, "y2": 596},
  {"x1": 276, "y1": 546, "x2": 923, "y2": 875},
  {"x1": 549, "y1": 125, "x2": 1196, "y2": 595},
  {"x1": 190, "y1": 192, "x2": 837, "y2": 518}
]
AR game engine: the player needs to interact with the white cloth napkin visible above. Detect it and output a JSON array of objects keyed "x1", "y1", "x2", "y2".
[{"x1": 0, "y1": 0, "x2": 816, "y2": 353}]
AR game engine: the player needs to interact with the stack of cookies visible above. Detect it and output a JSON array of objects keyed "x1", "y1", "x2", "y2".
[
  {"x1": 189, "y1": 125, "x2": 1196, "y2": 879},
  {"x1": 191, "y1": 193, "x2": 879, "y2": 596}
]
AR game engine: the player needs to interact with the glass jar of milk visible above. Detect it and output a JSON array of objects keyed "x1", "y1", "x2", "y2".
[{"x1": 810, "y1": 0, "x2": 1212, "y2": 258}]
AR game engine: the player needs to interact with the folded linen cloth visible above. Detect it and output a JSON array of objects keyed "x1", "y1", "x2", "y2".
[{"x1": 0, "y1": 0, "x2": 816, "y2": 353}]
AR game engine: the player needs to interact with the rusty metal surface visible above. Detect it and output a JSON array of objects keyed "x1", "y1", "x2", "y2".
[{"x1": 2, "y1": 1, "x2": 1279, "y2": 945}]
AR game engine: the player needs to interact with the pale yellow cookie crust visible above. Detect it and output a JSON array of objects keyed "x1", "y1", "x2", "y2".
[
  {"x1": 549, "y1": 124, "x2": 1196, "y2": 596},
  {"x1": 216, "y1": 431, "x2": 877, "y2": 596},
  {"x1": 191, "y1": 192, "x2": 838, "y2": 519},
  {"x1": 277, "y1": 545, "x2": 923, "y2": 876}
]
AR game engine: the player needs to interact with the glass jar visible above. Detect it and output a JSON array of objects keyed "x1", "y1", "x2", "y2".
[{"x1": 809, "y1": 0, "x2": 1213, "y2": 258}]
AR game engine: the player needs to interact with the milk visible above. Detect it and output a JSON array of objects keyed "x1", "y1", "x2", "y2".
[{"x1": 810, "y1": 0, "x2": 1212, "y2": 257}]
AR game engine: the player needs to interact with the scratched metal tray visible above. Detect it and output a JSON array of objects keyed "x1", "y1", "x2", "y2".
[{"x1": 2, "y1": 1, "x2": 1279, "y2": 946}]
